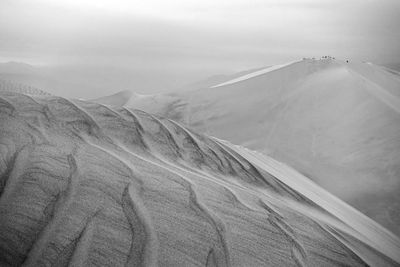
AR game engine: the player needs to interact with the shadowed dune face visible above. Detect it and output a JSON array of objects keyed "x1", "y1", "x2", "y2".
[
  {"x1": 0, "y1": 92, "x2": 399, "y2": 266},
  {"x1": 105, "y1": 59, "x2": 400, "y2": 237}
]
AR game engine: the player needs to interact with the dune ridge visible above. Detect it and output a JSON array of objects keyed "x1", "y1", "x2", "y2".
[
  {"x1": 1, "y1": 91, "x2": 399, "y2": 266},
  {"x1": 210, "y1": 60, "x2": 302, "y2": 88}
]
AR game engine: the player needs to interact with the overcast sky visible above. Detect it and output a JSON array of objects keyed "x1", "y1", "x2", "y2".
[{"x1": 0, "y1": 0, "x2": 399, "y2": 96}]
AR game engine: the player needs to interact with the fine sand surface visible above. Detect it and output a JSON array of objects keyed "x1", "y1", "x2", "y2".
[
  {"x1": 1, "y1": 91, "x2": 400, "y2": 266},
  {"x1": 95, "y1": 58, "x2": 400, "y2": 237}
]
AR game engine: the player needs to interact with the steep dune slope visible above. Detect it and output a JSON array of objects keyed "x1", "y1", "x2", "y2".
[
  {"x1": 94, "y1": 59, "x2": 400, "y2": 236},
  {"x1": 1, "y1": 91, "x2": 399, "y2": 266}
]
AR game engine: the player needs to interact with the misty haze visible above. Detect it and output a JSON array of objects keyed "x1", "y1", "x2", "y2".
[{"x1": 1, "y1": 0, "x2": 400, "y2": 266}]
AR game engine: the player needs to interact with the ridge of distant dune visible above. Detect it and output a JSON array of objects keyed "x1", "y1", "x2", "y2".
[
  {"x1": 1, "y1": 91, "x2": 399, "y2": 266},
  {"x1": 210, "y1": 60, "x2": 302, "y2": 88}
]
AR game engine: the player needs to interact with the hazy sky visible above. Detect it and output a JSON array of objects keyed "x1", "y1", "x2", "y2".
[{"x1": 0, "y1": 0, "x2": 399, "y2": 96}]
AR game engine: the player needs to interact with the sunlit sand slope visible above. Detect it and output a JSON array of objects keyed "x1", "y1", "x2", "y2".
[{"x1": 1, "y1": 91, "x2": 399, "y2": 266}]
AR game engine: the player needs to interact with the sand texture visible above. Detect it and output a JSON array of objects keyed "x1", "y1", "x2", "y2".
[{"x1": 1, "y1": 91, "x2": 399, "y2": 266}]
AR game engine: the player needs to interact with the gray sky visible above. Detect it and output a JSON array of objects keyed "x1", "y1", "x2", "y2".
[{"x1": 0, "y1": 0, "x2": 399, "y2": 96}]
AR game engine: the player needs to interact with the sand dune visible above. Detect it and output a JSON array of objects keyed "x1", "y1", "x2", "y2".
[
  {"x1": 1, "y1": 91, "x2": 399, "y2": 266},
  {"x1": 96, "y1": 58, "x2": 400, "y2": 237}
]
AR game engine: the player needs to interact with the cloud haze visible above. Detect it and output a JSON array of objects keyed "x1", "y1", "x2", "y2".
[{"x1": 0, "y1": 0, "x2": 399, "y2": 97}]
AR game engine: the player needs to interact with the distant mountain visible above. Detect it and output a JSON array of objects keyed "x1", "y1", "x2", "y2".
[
  {"x1": 1, "y1": 91, "x2": 399, "y2": 266},
  {"x1": 94, "y1": 58, "x2": 400, "y2": 237}
]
